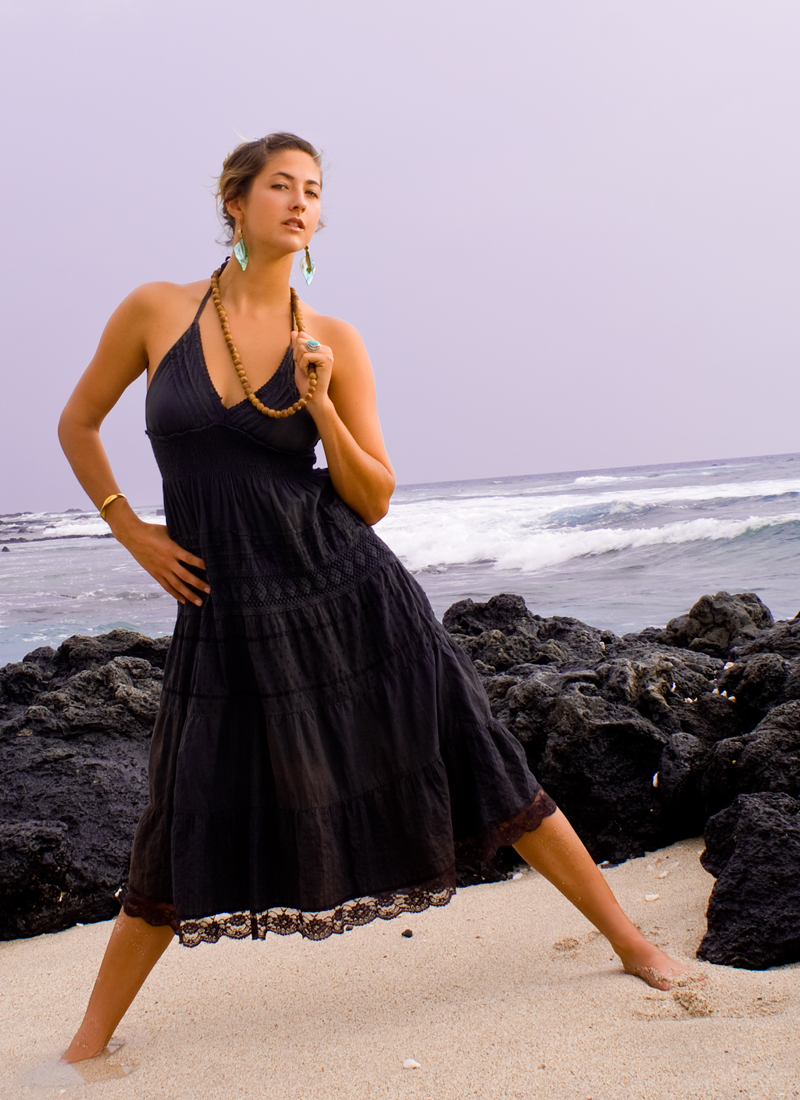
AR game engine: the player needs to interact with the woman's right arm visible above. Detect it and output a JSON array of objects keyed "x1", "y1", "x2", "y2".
[{"x1": 58, "y1": 285, "x2": 210, "y2": 607}]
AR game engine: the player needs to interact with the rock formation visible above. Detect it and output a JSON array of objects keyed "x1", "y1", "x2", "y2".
[
  {"x1": 2, "y1": 590, "x2": 799, "y2": 968},
  {"x1": 442, "y1": 590, "x2": 795, "y2": 862},
  {"x1": 0, "y1": 632, "x2": 168, "y2": 939},
  {"x1": 698, "y1": 793, "x2": 800, "y2": 969}
]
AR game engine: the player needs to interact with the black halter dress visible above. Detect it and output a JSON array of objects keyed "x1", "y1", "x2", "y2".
[{"x1": 122, "y1": 283, "x2": 556, "y2": 946}]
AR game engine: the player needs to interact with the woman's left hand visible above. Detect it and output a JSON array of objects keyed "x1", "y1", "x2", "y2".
[{"x1": 291, "y1": 329, "x2": 334, "y2": 408}]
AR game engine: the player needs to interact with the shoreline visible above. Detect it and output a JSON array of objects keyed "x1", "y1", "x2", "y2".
[
  {"x1": 4, "y1": 449, "x2": 800, "y2": 665},
  {"x1": 2, "y1": 837, "x2": 798, "y2": 1100}
]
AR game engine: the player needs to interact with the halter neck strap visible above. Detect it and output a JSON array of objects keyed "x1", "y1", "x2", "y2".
[
  {"x1": 194, "y1": 256, "x2": 231, "y2": 324},
  {"x1": 193, "y1": 285, "x2": 213, "y2": 325}
]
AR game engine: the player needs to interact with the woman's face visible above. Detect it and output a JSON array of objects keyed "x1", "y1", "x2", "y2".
[{"x1": 231, "y1": 149, "x2": 321, "y2": 255}]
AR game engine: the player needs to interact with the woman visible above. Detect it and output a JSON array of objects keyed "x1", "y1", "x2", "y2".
[{"x1": 58, "y1": 133, "x2": 691, "y2": 1064}]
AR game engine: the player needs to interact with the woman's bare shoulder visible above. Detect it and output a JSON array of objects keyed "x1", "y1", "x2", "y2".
[
  {"x1": 123, "y1": 278, "x2": 211, "y2": 322},
  {"x1": 299, "y1": 304, "x2": 364, "y2": 351}
]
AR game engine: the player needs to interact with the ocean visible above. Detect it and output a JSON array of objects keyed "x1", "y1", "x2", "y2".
[{"x1": 1, "y1": 451, "x2": 799, "y2": 666}]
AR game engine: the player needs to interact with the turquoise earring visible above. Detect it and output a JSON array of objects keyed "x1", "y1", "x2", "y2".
[
  {"x1": 301, "y1": 245, "x2": 316, "y2": 286},
  {"x1": 233, "y1": 222, "x2": 249, "y2": 271}
]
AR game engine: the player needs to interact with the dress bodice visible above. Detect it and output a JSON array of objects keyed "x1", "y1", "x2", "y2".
[{"x1": 145, "y1": 285, "x2": 320, "y2": 457}]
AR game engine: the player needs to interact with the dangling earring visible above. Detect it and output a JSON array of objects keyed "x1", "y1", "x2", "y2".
[
  {"x1": 233, "y1": 220, "x2": 249, "y2": 271},
  {"x1": 300, "y1": 244, "x2": 316, "y2": 286}
]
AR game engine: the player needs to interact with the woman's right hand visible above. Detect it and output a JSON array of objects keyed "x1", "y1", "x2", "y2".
[{"x1": 108, "y1": 509, "x2": 210, "y2": 607}]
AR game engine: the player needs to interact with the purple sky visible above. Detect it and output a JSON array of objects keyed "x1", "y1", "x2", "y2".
[{"x1": 2, "y1": 0, "x2": 799, "y2": 513}]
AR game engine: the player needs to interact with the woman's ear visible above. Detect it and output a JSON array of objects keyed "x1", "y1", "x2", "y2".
[{"x1": 225, "y1": 194, "x2": 242, "y2": 222}]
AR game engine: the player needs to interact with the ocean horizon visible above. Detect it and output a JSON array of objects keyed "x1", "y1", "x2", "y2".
[{"x1": 1, "y1": 450, "x2": 799, "y2": 666}]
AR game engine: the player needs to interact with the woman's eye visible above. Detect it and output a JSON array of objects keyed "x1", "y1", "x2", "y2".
[
  {"x1": 307, "y1": 191, "x2": 319, "y2": 200},
  {"x1": 272, "y1": 183, "x2": 287, "y2": 190}
]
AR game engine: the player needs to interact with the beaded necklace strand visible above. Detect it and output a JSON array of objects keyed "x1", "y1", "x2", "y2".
[{"x1": 210, "y1": 266, "x2": 318, "y2": 419}]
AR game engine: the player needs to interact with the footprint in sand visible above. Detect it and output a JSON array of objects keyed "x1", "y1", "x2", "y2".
[
  {"x1": 553, "y1": 936, "x2": 581, "y2": 954},
  {"x1": 636, "y1": 979, "x2": 790, "y2": 1022},
  {"x1": 634, "y1": 976, "x2": 713, "y2": 1020},
  {"x1": 552, "y1": 931, "x2": 603, "y2": 956},
  {"x1": 19, "y1": 1037, "x2": 135, "y2": 1089},
  {"x1": 671, "y1": 979, "x2": 713, "y2": 1017}
]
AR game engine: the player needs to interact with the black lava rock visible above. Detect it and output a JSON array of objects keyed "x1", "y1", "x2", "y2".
[
  {"x1": 731, "y1": 614, "x2": 800, "y2": 659},
  {"x1": 444, "y1": 594, "x2": 608, "y2": 669},
  {"x1": 536, "y1": 694, "x2": 669, "y2": 863},
  {"x1": 658, "y1": 591, "x2": 774, "y2": 657},
  {"x1": 657, "y1": 731, "x2": 711, "y2": 837},
  {"x1": 698, "y1": 792, "x2": 800, "y2": 969},
  {"x1": 446, "y1": 591, "x2": 800, "y2": 866},
  {"x1": 702, "y1": 701, "x2": 800, "y2": 813},
  {"x1": 0, "y1": 631, "x2": 164, "y2": 940}
]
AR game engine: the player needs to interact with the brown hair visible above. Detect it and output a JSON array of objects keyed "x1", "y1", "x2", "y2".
[{"x1": 215, "y1": 133, "x2": 323, "y2": 244}]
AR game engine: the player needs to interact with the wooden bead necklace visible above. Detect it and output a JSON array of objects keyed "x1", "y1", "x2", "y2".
[{"x1": 209, "y1": 266, "x2": 317, "y2": 419}]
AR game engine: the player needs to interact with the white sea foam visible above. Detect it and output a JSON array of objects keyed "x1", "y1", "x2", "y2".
[
  {"x1": 376, "y1": 504, "x2": 800, "y2": 574},
  {"x1": 380, "y1": 469, "x2": 800, "y2": 574},
  {"x1": 573, "y1": 474, "x2": 633, "y2": 485},
  {"x1": 0, "y1": 507, "x2": 165, "y2": 542},
  {"x1": 492, "y1": 514, "x2": 800, "y2": 573}
]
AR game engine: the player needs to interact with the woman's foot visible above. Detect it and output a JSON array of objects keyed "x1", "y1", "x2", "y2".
[
  {"x1": 616, "y1": 941, "x2": 704, "y2": 991},
  {"x1": 62, "y1": 1032, "x2": 124, "y2": 1064},
  {"x1": 512, "y1": 814, "x2": 705, "y2": 994}
]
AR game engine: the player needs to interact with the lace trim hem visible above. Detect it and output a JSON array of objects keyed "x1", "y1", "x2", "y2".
[
  {"x1": 120, "y1": 892, "x2": 181, "y2": 934},
  {"x1": 122, "y1": 873, "x2": 456, "y2": 947},
  {"x1": 454, "y1": 788, "x2": 559, "y2": 864}
]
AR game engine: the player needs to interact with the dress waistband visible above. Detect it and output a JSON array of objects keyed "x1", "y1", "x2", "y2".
[{"x1": 148, "y1": 426, "x2": 317, "y2": 479}]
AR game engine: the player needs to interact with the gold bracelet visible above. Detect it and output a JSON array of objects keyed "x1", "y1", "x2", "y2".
[{"x1": 100, "y1": 492, "x2": 127, "y2": 521}]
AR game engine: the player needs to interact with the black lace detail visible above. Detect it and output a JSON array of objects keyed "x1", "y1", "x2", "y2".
[
  {"x1": 454, "y1": 788, "x2": 558, "y2": 864},
  {"x1": 120, "y1": 889, "x2": 181, "y2": 933},
  {"x1": 122, "y1": 873, "x2": 456, "y2": 947}
]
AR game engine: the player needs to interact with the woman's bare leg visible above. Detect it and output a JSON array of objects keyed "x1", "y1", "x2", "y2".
[
  {"x1": 62, "y1": 911, "x2": 175, "y2": 1063},
  {"x1": 513, "y1": 809, "x2": 699, "y2": 990}
]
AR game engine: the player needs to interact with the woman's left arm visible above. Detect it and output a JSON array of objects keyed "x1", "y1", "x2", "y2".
[{"x1": 292, "y1": 319, "x2": 395, "y2": 525}]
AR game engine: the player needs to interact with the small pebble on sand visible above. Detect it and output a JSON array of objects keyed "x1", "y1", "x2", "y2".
[
  {"x1": 645, "y1": 893, "x2": 660, "y2": 901},
  {"x1": 403, "y1": 1058, "x2": 421, "y2": 1069}
]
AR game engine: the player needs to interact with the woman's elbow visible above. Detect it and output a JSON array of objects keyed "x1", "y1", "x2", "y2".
[
  {"x1": 363, "y1": 503, "x2": 389, "y2": 526},
  {"x1": 57, "y1": 404, "x2": 84, "y2": 451},
  {"x1": 58, "y1": 401, "x2": 100, "y2": 459},
  {"x1": 57, "y1": 407, "x2": 74, "y2": 450},
  {"x1": 361, "y1": 483, "x2": 394, "y2": 526}
]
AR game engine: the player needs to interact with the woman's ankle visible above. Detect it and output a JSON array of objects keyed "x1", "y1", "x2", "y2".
[
  {"x1": 607, "y1": 926, "x2": 653, "y2": 962},
  {"x1": 62, "y1": 1029, "x2": 110, "y2": 1064}
]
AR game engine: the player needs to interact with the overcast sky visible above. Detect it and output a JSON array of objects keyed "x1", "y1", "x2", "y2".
[{"x1": 2, "y1": 0, "x2": 799, "y2": 513}]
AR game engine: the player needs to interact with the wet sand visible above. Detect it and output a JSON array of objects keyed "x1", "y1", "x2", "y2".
[{"x1": 1, "y1": 838, "x2": 798, "y2": 1100}]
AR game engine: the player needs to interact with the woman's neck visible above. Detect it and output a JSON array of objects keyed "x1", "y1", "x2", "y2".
[{"x1": 216, "y1": 250, "x2": 297, "y2": 313}]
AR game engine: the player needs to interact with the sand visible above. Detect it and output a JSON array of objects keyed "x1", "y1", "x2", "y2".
[{"x1": 1, "y1": 837, "x2": 797, "y2": 1100}]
